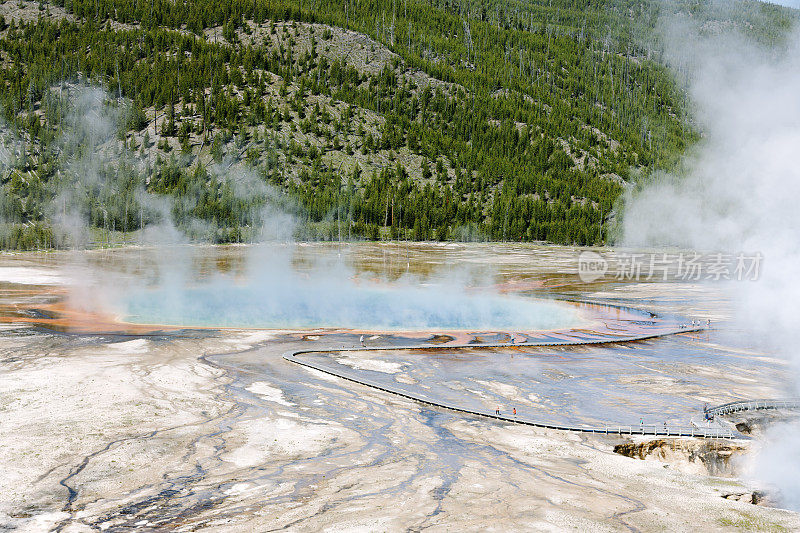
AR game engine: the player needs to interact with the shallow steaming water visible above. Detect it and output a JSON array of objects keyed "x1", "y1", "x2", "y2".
[{"x1": 122, "y1": 279, "x2": 580, "y2": 330}]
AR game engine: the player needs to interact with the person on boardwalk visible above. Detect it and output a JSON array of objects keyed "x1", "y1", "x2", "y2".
[
  {"x1": 513, "y1": 407, "x2": 517, "y2": 416},
  {"x1": 360, "y1": 335, "x2": 365, "y2": 347},
  {"x1": 496, "y1": 406, "x2": 500, "y2": 415}
]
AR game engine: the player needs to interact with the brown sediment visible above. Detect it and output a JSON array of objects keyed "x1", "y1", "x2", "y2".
[
  {"x1": 492, "y1": 279, "x2": 547, "y2": 293},
  {"x1": 427, "y1": 334, "x2": 455, "y2": 344},
  {"x1": 0, "y1": 299, "x2": 186, "y2": 335},
  {"x1": 614, "y1": 439, "x2": 747, "y2": 477},
  {"x1": 0, "y1": 284, "x2": 185, "y2": 335}
]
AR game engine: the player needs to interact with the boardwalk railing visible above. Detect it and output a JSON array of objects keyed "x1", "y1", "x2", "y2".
[
  {"x1": 705, "y1": 398, "x2": 800, "y2": 418},
  {"x1": 284, "y1": 347, "x2": 734, "y2": 440}
]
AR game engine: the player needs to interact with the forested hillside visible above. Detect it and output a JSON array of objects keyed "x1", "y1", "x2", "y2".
[{"x1": 0, "y1": 0, "x2": 795, "y2": 249}]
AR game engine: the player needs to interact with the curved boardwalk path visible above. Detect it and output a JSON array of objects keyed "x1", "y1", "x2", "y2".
[
  {"x1": 705, "y1": 398, "x2": 800, "y2": 418},
  {"x1": 284, "y1": 322, "x2": 735, "y2": 439}
]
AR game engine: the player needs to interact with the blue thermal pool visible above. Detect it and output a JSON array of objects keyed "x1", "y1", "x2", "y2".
[{"x1": 122, "y1": 279, "x2": 582, "y2": 331}]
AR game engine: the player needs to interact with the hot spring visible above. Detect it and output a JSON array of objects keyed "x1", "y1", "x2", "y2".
[
  {"x1": 121, "y1": 277, "x2": 581, "y2": 331},
  {"x1": 73, "y1": 244, "x2": 583, "y2": 331}
]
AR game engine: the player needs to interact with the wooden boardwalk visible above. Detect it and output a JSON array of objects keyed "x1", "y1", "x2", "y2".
[
  {"x1": 705, "y1": 398, "x2": 800, "y2": 418},
  {"x1": 284, "y1": 323, "x2": 736, "y2": 440}
]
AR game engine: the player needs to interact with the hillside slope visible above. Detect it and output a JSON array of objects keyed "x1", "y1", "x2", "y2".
[{"x1": 0, "y1": 0, "x2": 795, "y2": 248}]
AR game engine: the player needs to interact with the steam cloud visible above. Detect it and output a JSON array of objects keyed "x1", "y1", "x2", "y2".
[
  {"x1": 46, "y1": 86, "x2": 576, "y2": 333},
  {"x1": 622, "y1": 18, "x2": 800, "y2": 509},
  {"x1": 119, "y1": 244, "x2": 578, "y2": 331}
]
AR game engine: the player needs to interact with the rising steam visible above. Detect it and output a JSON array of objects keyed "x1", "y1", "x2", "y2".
[
  {"x1": 47, "y1": 87, "x2": 576, "y2": 333},
  {"x1": 118, "y1": 244, "x2": 578, "y2": 331},
  {"x1": 622, "y1": 18, "x2": 800, "y2": 509}
]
